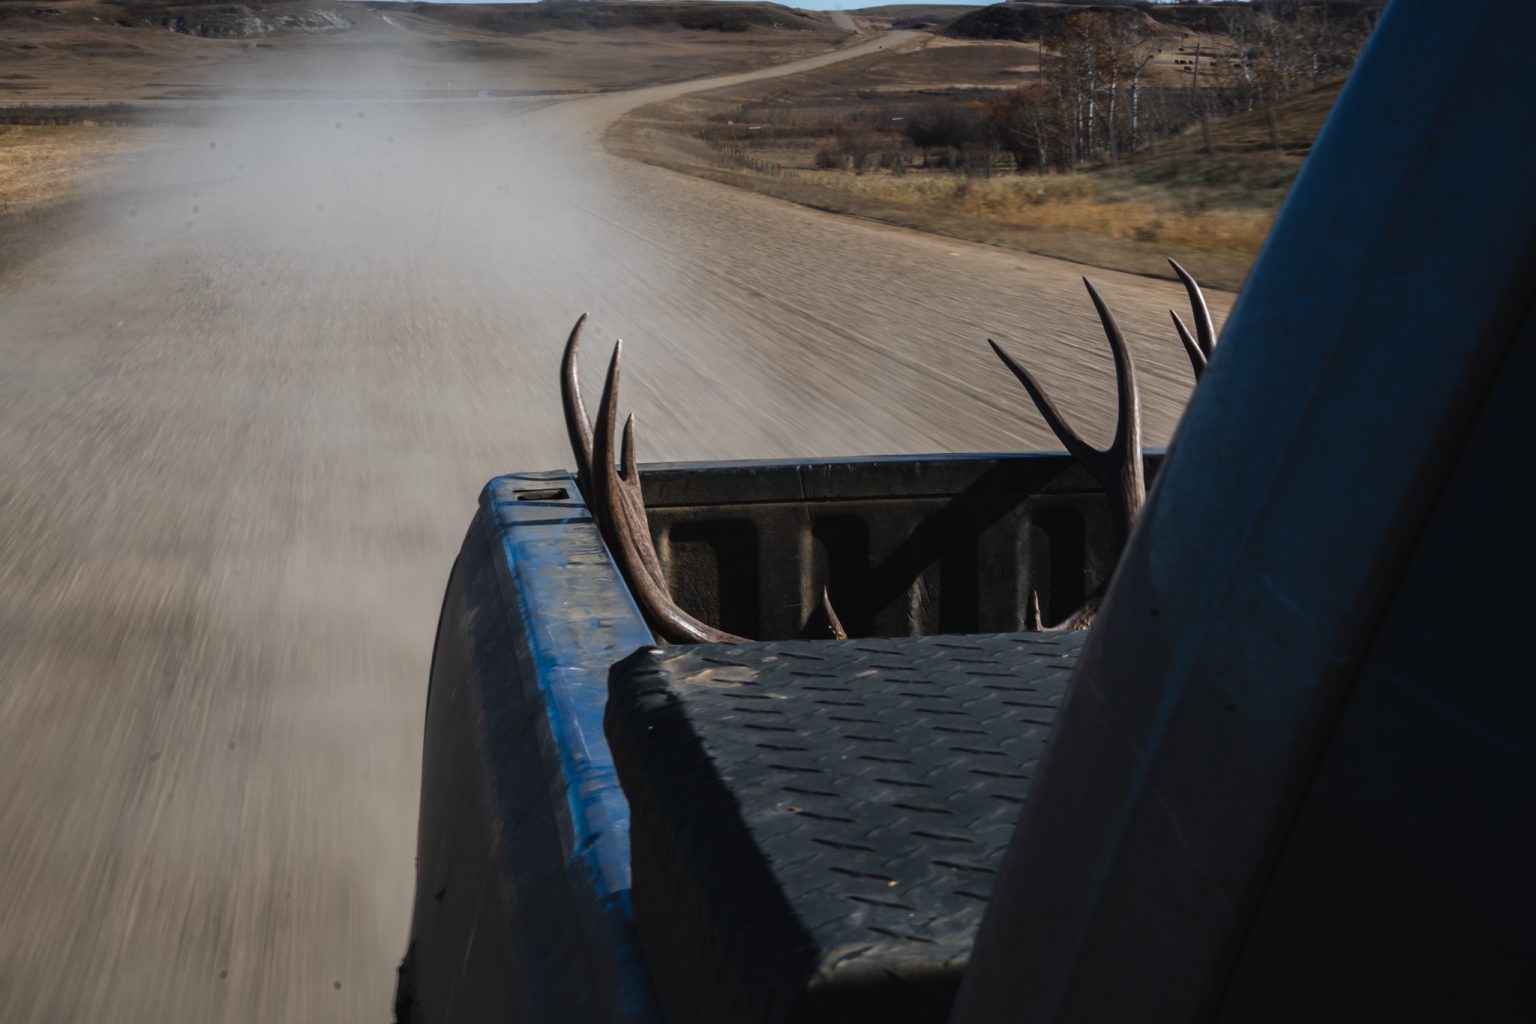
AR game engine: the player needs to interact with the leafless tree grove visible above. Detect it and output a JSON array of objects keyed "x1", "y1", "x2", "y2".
[{"x1": 939, "y1": 4, "x2": 1374, "y2": 176}]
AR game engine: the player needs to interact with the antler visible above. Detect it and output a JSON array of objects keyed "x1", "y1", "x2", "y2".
[
  {"x1": 563, "y1": 316, "x2": 668, "y2": 593},
  {"x1": 563, "y1": 315, "x2": 849, "y2": 644},
  {"x1": 592, "y1": 341, "x2": 745, "y2": 644},
  {"x1": 619, "y1": 412, "x2": 668, "y2": 591},
  {"x1": 990, "y1": 279, "x2": 1146, "y2": 630},
  {"x1": 989, "y1": 278, "x2": 1145, "y2": 551},
  {"x1": 1168, "y1": 258, "x2": 1216, "y2": 381},
  {"x1": 560, "y1": 314, "x2": 596, "y2": 502},
  {"x1": 821, "y1": 586, "x2": 848, "y2": 640}
]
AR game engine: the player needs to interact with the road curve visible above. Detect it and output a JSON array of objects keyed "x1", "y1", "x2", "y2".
[{"x1": 0, "y1": 32, "x2": 1231, "y2": 1024}]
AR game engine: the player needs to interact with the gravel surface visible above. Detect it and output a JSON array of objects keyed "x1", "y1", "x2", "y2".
[{"x1": 0, "y1": 33, "x2": 1229, "y2": 1023}]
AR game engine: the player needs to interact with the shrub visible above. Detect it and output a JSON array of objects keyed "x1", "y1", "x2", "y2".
[{"x1": 814, "y1": 147, "x2": 847, "y2": 170}]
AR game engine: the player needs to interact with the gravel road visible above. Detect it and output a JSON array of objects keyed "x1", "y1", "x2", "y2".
[{"x1": 0, "y1": 33, "x2": 1229, "y2": 1023}]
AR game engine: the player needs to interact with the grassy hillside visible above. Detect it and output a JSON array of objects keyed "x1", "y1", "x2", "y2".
[{"x1": 608, "y1": 36, "x2": 1349, "y2": 290}]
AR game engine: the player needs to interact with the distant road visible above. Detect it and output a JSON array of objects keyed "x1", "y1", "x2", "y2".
[{"x1": 0, "y1": 31, "x2": 1228, "y2": 1024}]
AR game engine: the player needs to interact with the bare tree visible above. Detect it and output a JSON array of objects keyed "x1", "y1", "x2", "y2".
[
  {"x1": 1097, "y1": 13, "x2": 1161, "y2": 165},
  {"x1": 1044, "y1": 13, "x2": 1104, "y2": 168},
  {"x1": 975, "y1": 4, "x2": 1377, "y2": 177},
  {"x1": 988, "y1": 86, "x2": 1053, "y2": 172}
]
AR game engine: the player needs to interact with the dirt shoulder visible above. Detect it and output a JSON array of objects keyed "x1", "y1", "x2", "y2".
[
  {"x1": 0, "y1": 123, "x2": 139, "y2": 211},
  {"x1": 0, "y1": 123, "x2": 147, "y2": 280}
]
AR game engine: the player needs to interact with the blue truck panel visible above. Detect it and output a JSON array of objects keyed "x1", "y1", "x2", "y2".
[{"x1": 398, "y1": 470, "x2": 661, "y2": 1024}]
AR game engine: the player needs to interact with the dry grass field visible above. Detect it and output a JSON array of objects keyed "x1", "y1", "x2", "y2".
[
  {"x1": 0, "y1": 123, "x2": 138, "y2": 212},
  {"x1": 607, "y1": 24, "x2": 1356, "y2": 291}
]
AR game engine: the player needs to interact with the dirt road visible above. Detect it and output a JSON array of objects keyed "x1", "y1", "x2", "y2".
[{"x1": 0, "y1": 32, "x2": 1229, "y2": 1024}]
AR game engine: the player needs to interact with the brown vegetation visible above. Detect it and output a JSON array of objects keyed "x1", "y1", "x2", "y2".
[
  {"x1": 609, "y1": 3, "x2": 1379, "y2": 289},
  {"x1": 0, "y1": 123, "x2": 136, "y2": 214}
]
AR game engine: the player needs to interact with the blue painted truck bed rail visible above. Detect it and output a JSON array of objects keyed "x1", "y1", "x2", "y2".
[{"x1": 399, "y1": 470, "x2": 661, "y2": 1024}]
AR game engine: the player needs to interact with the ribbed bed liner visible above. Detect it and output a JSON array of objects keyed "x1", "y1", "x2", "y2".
[{"x1": 605, "y1": 632, "x2": 1086, "y2": 1024}]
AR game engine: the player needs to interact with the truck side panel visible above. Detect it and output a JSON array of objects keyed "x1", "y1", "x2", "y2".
[{"x1": 398, "y1": 472, "x2": 662, "y2": 1024}]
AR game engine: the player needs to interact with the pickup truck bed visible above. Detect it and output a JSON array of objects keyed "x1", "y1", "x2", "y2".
[{"x1": 395, "y1": 452, "x2": 1140, "y2": 1024}]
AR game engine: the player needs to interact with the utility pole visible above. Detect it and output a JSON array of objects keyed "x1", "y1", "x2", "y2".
[{"x1": 1191, "y1": 37, "x2": 1213, "y2": 157}]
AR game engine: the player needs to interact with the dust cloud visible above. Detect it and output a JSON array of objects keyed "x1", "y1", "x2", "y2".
[
  {"x1": 71, "y1": 45, "x2": 638, "y2": 401},
  {"x1": 0, "y1": 42, "x2": 676, "y2": 1024}
]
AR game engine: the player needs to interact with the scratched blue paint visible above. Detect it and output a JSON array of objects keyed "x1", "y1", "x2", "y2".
[{"x1": 478, "y1": 469, "x2": 661, "y2": 1022}]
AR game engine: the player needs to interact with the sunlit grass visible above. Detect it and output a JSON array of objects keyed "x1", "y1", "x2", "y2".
[
  {"x1": 792, "y1": 169, "x2": 1277, "y2": 257},
  {"x1": 0, "y1": 124, "x2": 135, "y2": 214}
]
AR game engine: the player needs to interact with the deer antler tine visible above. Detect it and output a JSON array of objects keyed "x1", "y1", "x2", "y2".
[
  {"x1": 1168, "y1": 258, "x2": 1215, "y2": 361},
  {"x1": 1081, "y1": 279, "x2": 1141, "y2": 458},
  {"x1": 620, "y1": 413, "x2": 669, "y2": 591},
  {"x1": 594, "y1": 342, "x2": 742, "y2": 645},
  {"x1": 559, "y1": 313, "x2": 595, "y2": 501},
  {"x1": 821, "y1": 586, "x2": 848, "y2": 640},
  {"x1": 1170, "y1": 310, "x2": 1208, "y2": 380},
  {"x1": 1082, "y1": 278, "x2": 1145, "y2": 547},
  {"x1": 994, "y1": 283, "x2": 1155, "y2": 631},
  {"x1": 1053, "y1": 599, "x2": 1097, "y2": 632},
  {"x1": 988, "y1": 338, "x2": 1097, "y2": 467},
  {"x1": 620, "y1": 412, "x2": 637, "y2": 483},
  {"x1": 592, "y1": 340, "x2": 628, "y2": 548}
]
